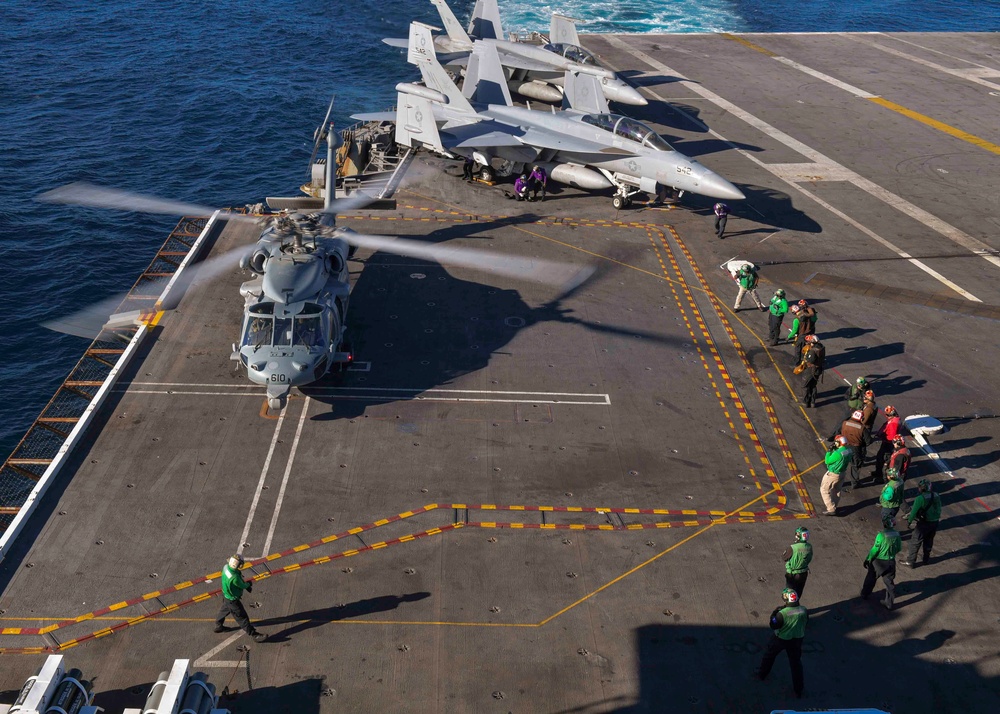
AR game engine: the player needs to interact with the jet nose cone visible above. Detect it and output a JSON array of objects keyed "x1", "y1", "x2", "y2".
[
  {"x1": 606, "y1": 80, "x2": 648, "y2": 106},
  {"x1": 698, "y1": 169, "x2": 745, "y2": 201}
]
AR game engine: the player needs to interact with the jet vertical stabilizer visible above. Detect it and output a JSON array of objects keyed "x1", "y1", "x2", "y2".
[
  {"x1": 469, "y1": 0, "x2": 504, "y2": 40},
  {"x1": 409, "y1": 22, "x2": 475, "y2": 114},
  {"x1": 395, "y1": 92, "x2": 444, "y2": 152},
  {"x1": 562, "y1": 71, "x2": 609, "y2": 114},
  {"x1": 550, "y1": 15, "x2": 582, "y2": 47},
  {"x1": 465, "y1": 42, "x2": 513, "y2": 106},
  {"x1": 430, "y1": 0, "x2": 473, "y2": 47}
]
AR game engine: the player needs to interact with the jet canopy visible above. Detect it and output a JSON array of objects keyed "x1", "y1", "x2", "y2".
[
  {"x1": 242, "y1": 302, "x2": 326, "y2": 349},
  {"x1": 543, "y1": 42, "x2": 598, "y2": 65},
  {"x1": 580, "y1": 114, "x2": 673, "y2": 151}
]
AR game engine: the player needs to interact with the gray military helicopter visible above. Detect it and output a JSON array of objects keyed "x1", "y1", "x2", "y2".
[{"x1": 40, "y1": 182, "x2": 593, "y2": 411}]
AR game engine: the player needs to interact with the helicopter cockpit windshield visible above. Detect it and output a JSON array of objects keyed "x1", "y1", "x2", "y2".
[
  {"x1": 580, "y1": 114, "x2": 673, "y2": 151},
  {"x1": 543, "y1": 42, "x2": 598, "y2": 65},
  {"x1": 243, "y1": 303, "x2": 326, "y2": 350}
]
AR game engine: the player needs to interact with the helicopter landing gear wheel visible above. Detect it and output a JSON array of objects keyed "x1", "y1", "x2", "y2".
[
  {"x1": 268, "y1": 395, "x2": 287, "y2": 412},
  {"x1": 479, "y1": 165, "x2": 495, "y2": 183}
]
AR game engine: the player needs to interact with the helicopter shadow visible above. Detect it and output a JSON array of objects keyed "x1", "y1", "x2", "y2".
[{"x1": 303, "y1": 253, "x2": 688, "y2": 420}]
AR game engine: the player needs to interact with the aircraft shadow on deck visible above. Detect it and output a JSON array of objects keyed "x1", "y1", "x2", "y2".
[
  {"x1": 546, "y1": 584, "x2": 999, "y2": 713},
  {"x1": 303, "y1": 232, "x2": 689, "y2": 419}
]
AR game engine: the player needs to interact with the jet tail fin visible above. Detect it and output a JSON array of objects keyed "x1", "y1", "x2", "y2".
[
  {"x1": 468, "y1": 0, "x2": 504, "y2": 40},
  {"x1": 395, "y1": 92, "x2": 444, "y2": 152},
  {"x1": 408, "y1": 22, "x2": 475, "y2": 114},
  {"x1": 550, "y1": 14, "x2": 582, "y2": 46},
  {"x1": 464, "y1": 41, "x2": 512, "y2": 106},
  {"x1": 430, "y1": 0, "x2": 472, "y2": 47},
  {"x1": 562, "y1": 70, "x2": 609, "y2": 114}
]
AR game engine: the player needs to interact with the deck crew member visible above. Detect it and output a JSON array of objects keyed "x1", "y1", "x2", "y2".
[
  {"x1": 831, "y1": 410, "x2": 870, "y2": 489},
  {"x1": 782, "y1": 527, "x2": 812, "y2": 597},
  {"x1": 768, "y1": 289, "x2": 788, "y2": 346},
  {"x1": 799, "y1": 334, "x2": 824, "y2": 408},
  {"x1": 873, "y1": 406, "x2": 903, "y2": 482},
  {"x1": 529, "y1": 165, "x2": 547, "y2": 201},
  {"x1": 821, "y1": 435, "x2": 852, "y2": 516},
  {"x1": 755, "y1": 588, "x2": 807, "y2": 698},
  {"x1": 901, "y1": 479, "x2": 942, "y2": 567},
  {"x1": 214, "y1": 554, "x2": 267, "y2": 642},
  {"x1": 878, "y1": 467, "x2": 905, "y2": 521},
  {"x1": 861, "y1": 516, "x2": 902, "y2": 610},
  {"x1": 713, "y1": 202, "x2": 730, "y2": 238},
  {"x1": 888, "y1": 435, "x2": 911, "y2": 480},
  {"x1": 733, "y1": 263, "x2": 766, "y2": 311},
  {"x1": 846, "y1": 376, "x2": 869, "y2": 414}
]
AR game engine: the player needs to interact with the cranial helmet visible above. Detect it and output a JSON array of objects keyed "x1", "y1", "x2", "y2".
[
  {"x1": 790, "y1": 304, "x2": 800, "y2": 313},
  {"x1": 864, "y1": 390, "x2": 874, "y2": 399},
  {"x1": 782, "y1": 588, "x2": 799, "y2": 604},
  {"x1": 893, "y1": 435, "x2": 906, "y2": 446},
  {"x1": 885, "y1": 467, "x2": 899, "y2": 480},
  {"x1": 798, "y1": 299, "x2": 808, "y2": 306},
  {"x1": 775, "y1": 289, "x2": 785, "y2": 297},
  {"x1": 805, "y1": 334, "x2": 818, "y2": 343},
  {"x1": 882, "y1": 515, "x2": 896, "y2": 529},
  {"x1": 884, "y1": 405, "x2": 898, "y2": 416},
  {"x1": 228, "y1": 554, "x2": 245, "y2": 569},
  {"x1": 834, "y1": 435, "x2": 848, "y2": 446},
  {"x1": 851, "y1": 410, "x2": 864, "y2": 421},
  {"x1": 918, "y1": 478, "x2": 932, "y2": 492},
  {"x1": 795, "y1": 526, "x2": 810, "y2": 542},
  {"x1": 856, "y1": 376, "x2": 868, "y2": 386}
]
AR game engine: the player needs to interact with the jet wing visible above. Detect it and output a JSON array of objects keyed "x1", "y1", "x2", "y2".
[
  {"x1": 440, "y1": 121, "x2": 527, "y2": 149},
  {"x1": 494, "y1": 47, "x2": 558, "y2": 72},
  {"x1": 518, "y1": 127, "x2": 637, "y2": 156}
]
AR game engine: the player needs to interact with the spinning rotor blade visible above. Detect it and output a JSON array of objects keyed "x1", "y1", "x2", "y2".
[
  {"x1": 43, "y1": 243, "x2": 254, "y2": 340},
  {"x1": 38, "y1": 182, "x2": 258, "y2": 222},
  {"x1": 344, "y1": 231, "x2": 595, "y2": 291},
  {"x1": 307, "y1": 94, "x2": 337, "y2": 171}
]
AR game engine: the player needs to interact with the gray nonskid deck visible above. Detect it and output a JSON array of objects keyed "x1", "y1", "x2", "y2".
[{"x1": 1, "y1": 32, "x2": 998, "y2": 713}]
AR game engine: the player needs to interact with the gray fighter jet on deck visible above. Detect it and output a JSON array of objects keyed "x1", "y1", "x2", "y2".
[
  {"x1": 383, "y1": 0, "x2": 647, "y2": 107},
  {"x1": 360, "y1": 22, "x2": 744, "y2": 208}
]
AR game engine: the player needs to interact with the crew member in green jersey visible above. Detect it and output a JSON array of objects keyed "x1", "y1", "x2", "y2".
[
  {"x1": 214, "y1": 554, "x2": 267, "y2": 642},
  {"x1": 861, "y1": 516, "x2": 902, "y2": 610},
  {"x1": 767, "y1": 289, "x2": 788, "y2": 346},
  {"x1": 901, "y1": 479, "x2": 942, "y2": 567},
  {"x1": 755, "y1": 588, "x2": 807, "y2": 698},
  {"x1": 878, "y1": 467, "x2": 905, "y2": 521},
  {"x1": 782, "y1": 526, "x2": 812, "y2": 597}
]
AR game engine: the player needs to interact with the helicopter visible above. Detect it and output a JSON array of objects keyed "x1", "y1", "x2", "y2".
[{"x1": 39, "y1": 182, "x2": 594, "y2": 411}]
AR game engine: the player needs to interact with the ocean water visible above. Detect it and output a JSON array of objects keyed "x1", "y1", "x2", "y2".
[{"x1": 1, "y1": 0, "x2": 997, "y2": 458}]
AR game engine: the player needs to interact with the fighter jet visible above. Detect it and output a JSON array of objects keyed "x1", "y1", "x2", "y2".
[
  {"x1": 383, "y1": 0, "x2": 647, "y2": 107},
  {"x1": 359, "y1": 22, "x2": 744, "y2": 208}
]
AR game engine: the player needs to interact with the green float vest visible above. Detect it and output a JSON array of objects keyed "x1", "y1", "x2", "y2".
[
  {"x1": 879, "y1": 479, "x2": 904, "y2": 509},
  {"x1": 785, "y1": 542, "x2": 812, "y2": 574},
  {"x1": 777, "y1": 605, "x2": 808, "y2": 640}
]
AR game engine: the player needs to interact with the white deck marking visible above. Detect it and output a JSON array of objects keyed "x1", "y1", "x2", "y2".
[
  {"x1": 604, "y1": 36, "x2": 995, "y2": 299},
  {"x1": 260, "y1": 397, "x2": 311, "y2": 558},
  {"x1": 121, "y1": 383, "x2": 612, "y2": 405},
  {"x1": 772, "y1": 56, "x2": 876, "y2": 97},
  {"x1": 876, "y1": 33, "x2": 1000, "y2": 84},
  {"x1": 853, "y1": 39, "x2": 1000, "y2": 91},
  {"x1": 237, "y1": 407, "x2": 286, "y2": 555},
  {"x1": 193, "y1": 631, "x2": 247, "y2": 668}
]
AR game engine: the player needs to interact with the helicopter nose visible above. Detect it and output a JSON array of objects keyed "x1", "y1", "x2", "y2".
[{"x1": 697, "y1": 168, "x2": 745, "y2": 201}]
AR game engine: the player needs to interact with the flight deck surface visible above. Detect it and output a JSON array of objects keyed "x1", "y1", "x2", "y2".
[{"x1": 2, "y1": 33, "x2": 999, "y2": 713}]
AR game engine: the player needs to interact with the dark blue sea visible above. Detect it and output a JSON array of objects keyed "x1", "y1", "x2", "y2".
[{"x1": 1, "y1": 0, "x2": 998, "y2": 457}]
